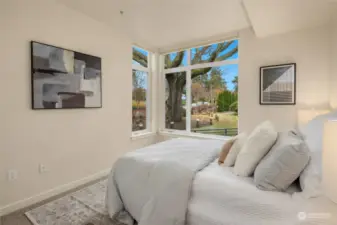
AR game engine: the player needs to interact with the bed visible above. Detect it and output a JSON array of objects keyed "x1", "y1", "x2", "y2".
[
  {"x1": 106, "y1": 136, "x2": 337, "y2": 225},
  {"x1": 188, "y1": 160, "x2": 313, "y2": 225}
]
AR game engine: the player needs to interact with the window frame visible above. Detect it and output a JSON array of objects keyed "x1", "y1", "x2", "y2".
[
  {"x1": 132, "y1": 45, "x2": 153, "y2": 137},
  {"x1": 160, "y1": 38, "x2": 239, "y2": 137}
]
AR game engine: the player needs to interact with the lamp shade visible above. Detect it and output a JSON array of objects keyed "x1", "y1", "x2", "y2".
[{"x1": 323, "y1": 120, "x2": 337, "y2": 204}]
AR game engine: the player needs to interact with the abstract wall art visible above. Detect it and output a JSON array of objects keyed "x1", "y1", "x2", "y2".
[
  {"x1": 31, "y1": 41, "x2": 102, "y2": 109},
  {"x1": 260, "y1": 63, "x2": 296, "y2": 105}
]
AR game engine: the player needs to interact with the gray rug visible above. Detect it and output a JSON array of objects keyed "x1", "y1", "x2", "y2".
[{"x1": 25, "y1": 180, "x2": 127, "y2": 225}]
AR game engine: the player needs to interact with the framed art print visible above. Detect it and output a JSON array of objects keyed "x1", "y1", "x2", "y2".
[
  {"x1": 260, "y1": 63, "x2": 296, "y2": 105},
  {"x1": 31, "y1": 41, "x2": 102, "y2": 109}
]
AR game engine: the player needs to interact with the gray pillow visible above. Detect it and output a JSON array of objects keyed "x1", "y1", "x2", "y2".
[{"x1": 254, "y1": 131, "x2": 310, "y2": 192}]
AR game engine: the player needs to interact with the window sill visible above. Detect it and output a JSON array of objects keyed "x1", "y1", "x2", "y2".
[
  {"x1": 131, "y1": 131, "x2": 157, "y2": 140},
  {"x1": 159, "y1": 130, "x2": 232, "y2": 141}
]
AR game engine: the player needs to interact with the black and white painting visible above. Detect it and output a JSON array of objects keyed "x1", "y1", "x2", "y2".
[
  {"x1": 31, "y1": 41, "x2": 102, "y2": 109},
  {"x1": 260, "y1": 63, "x2": 296, "y2": 105}
]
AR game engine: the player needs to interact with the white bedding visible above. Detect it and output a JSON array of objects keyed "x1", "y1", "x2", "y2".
[
  {"x1": 106, "y1": 138, "x2": 224, "y2": 225},
  {"x1": 107, "y1": 138, "x2": 337, "y2": 225},
  {"x1": 187, "y1": 160, "x2": 337, "y2": 225}
]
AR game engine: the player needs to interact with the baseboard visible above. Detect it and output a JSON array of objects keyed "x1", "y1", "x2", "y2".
[{"x1": 0, "y1": 168, "x2": 111, "y2": 216}]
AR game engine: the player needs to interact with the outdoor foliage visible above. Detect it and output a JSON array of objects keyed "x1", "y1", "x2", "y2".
[
  {"x1": 191, "y1": 67, "x2": 227, "y2": 104},
  {"x1": 217, "y1": 90, "x2": 238, "y2": 112},
  {"x1": 132, "y1": 69, "x2": 147, "y2": 109},
  {"x1": 132, "y1": 100, "x2": 146, "y2": 109},
  {"x1": 232, "y1": 76, "x2": 238, "y2": 93}
]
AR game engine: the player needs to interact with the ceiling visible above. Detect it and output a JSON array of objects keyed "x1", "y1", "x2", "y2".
[
  {"x1": 55, "y1": 0, "x2": 336, "y2": 52},
  {"x1": 243, "y1": 0, "x2": 334, "y2": 38}
]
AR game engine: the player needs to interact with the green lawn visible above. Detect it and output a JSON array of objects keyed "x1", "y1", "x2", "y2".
[{"x1": 192, "y1": 112, "x2": 238, "y2": 136}]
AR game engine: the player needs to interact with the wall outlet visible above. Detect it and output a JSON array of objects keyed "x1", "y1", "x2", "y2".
[
  {"x1": 39, "y1": 164, "x2": 49, "y2": 174},
  {"x1": 7, "y1": 170, "x2": 18, "y2": 181}
]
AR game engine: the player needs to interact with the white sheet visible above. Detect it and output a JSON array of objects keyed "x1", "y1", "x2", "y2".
[{"x1": 187, "y1": 160, "x2": 337, "y2": 225}]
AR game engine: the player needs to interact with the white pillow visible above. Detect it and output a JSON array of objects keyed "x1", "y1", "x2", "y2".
[
  {"x1": 234, "y1": 121, "x2": 277, "y2": 177},
  {"x1": 254, "y1": 131, "x2": 310, "y2": 192},
  {"x1": 299, "y1": 151, "x2": 322, "y2": 198},
  {"x1": 223, "y1": 133, "x2": 248, "y2": 167}
]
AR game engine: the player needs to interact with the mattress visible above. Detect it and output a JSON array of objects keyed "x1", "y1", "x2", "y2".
[{"x1": 187, "y1": 160, "x2": 337, "y2": 225}]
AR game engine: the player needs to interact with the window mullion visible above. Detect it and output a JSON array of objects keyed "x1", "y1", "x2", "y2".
[
  {"x1": 158, "y1": 55, "x2": 165, "y2": 131},
  {"x1": 132, "y1": 64, "x2": 149, "y2": 72},
  {"x1": 186, "y1": 50, "x2": 191, "y2": 133},
  {"x1": 146, "y1": 53, "x2": 152, "y2": 132}
]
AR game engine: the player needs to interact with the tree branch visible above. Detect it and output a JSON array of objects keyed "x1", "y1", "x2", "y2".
[
  {"x1": 215, "y1": 46, "x2": 238, "y2": 62},
  {"x1": 133, "y1": 49, "x2": 147, "y2": 67},
  {"x1": 192, "y1": 67, "x2": 213, "y2": 79},
  {"x1": 191, "y1": 46, "x2": 211, "y2": 64},
  {"x1": 165, "y1": 55, "x2": 172, "y2": 69},
  {"x1": 189, "y1": 41, "x2": 235, "y2": 66},
  {"x1": 166, "y1": 51, "x2": 185, "y2": 68}
]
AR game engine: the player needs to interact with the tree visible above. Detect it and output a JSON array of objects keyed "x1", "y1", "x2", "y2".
[
  {"x1": 132, "y1": 70, "x2": 146, "y2": 108},
  {"x1": 133, "y1": 70, "x2": 146, "y2": 89},
  {"x1": 217, "y1": 90, "x2": 238, "y2": 112},
  {"x1": 133, "y1": 41, "x2": 238, "y2": 123},
  {"x1": 191, "y1": 82, "x2": 206, "y2": 103},
  {"x1": 203, "y1": 67, "x2": 227, "y2": 103},
  {"x1": 232, "y1": 76, "x2": 238, "y2": 93}
]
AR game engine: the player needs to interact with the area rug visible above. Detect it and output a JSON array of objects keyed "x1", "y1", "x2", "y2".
[{"x1": 25, "y1": 179, "x2": 128, "y2": 225}]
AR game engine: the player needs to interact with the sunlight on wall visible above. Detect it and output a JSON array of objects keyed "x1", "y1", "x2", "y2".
[{"x1": 297, "y1": 109, "x2": 330, "y2": 126}]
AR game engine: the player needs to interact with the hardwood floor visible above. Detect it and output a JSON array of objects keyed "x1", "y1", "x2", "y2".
[{"x1": 0, "y1": 176, "x2": 107, "y2": 225}]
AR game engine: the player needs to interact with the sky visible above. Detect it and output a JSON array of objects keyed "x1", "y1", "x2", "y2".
[
  {"x1": 133, "y1": 40, "x2": 239, "y2": 91},
  {"x1": 218, "y1": 64, "x2": 238, "y2": 91}
]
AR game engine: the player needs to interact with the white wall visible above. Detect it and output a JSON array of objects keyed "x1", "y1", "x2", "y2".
[
  {"x1": 0, "y1": 0, "x2": 156, "y2": 214},
  {"x1": 239, "y1": 25, "x2": 331, "y2": 132},
  {"x1": 330, "y1": 9, "x2": 337, "y2": 108}
]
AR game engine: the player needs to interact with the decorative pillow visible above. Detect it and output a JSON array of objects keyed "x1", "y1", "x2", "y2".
[
  {"x1": 223, "y1": 133, "x2": 248, "y2": 167},
  {"x1": 234, "y1": 121, "x2": 277, "y2": 177},
  {"x1": 299, "y1": 151, "x2": 322, "y2": 198},
  {"x1": 254, "y1": 131, "x2": 310, "y2": 192},
  {"x1": 218, "y1": 138, "x2": 236, "y2": 165}
]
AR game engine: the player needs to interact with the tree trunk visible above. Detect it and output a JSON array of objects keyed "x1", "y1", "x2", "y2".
[{"x1": 166, "y1": 74, "x2": 185, "y2": 124}]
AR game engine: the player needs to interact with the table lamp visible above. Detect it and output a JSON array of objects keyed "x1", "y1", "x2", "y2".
[{"x1": 323, "y1": 120, "x2": 337, "y2": 204}]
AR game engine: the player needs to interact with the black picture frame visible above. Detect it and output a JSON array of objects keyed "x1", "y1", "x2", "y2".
[
  {"x1": 259, "y1": 63, "x2": 296, "y2": 105},
  {"x1": 30, "y1": 41, "x2": 102, "y2": 110}
]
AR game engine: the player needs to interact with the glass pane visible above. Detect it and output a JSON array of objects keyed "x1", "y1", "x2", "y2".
[
  {"x1": 165, "y1": 72, "x2": 186, "y2": 130},
  {"x1": 133, "y1": 46, "x2": 148, "y2": 68},
  {"x1": 132, "y1": 70, "x2": 147, "y2": 131},
  {"x1": 190, "y1": 40, "x2": 238, "y2": 65},
  {"x1": 164, "y1": 51, "x2": 187, "y2": 69},
  {"x1": 191, "y1": 64, "x2": 238, "y2": 136}
]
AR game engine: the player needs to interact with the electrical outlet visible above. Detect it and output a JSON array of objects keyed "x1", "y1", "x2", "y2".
[
  {"x1": 39, "y1": 164, "x2": 48, "y2": 174},
  {"x1": 7, "y1": 170, "x2": 18, "y2": 181}
]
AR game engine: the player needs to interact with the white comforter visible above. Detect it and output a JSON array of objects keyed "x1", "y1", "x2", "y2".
[
  {"x1": 187, "y1": 160, "x2": 337, "y2": 225},
  {"x1": 106, "y1": 138, "x2": 224, "y2": 225},
  {"x1": 107, "y1": 138, "x2": 337, "y2": 225}
]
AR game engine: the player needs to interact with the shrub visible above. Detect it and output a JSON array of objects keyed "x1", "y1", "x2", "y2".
[
  {"x1": 132, "y1": 100, "x2": 146, "y2": 109},
  {"x1": 217, "y1": 91, "x2": 237, "y2": 112}
]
